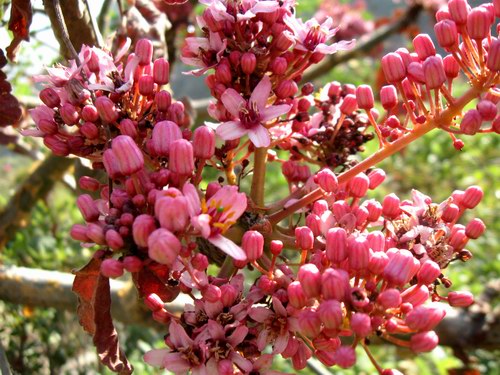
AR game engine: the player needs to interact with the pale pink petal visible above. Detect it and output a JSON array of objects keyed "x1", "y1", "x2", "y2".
[
  {"x1": 163, "y1": 352, "x2": 191, "y2": 373},
  {"x1": 143, "y1": 348, "x2": 168, "y2": 367},
  {"x1": 221, "y1": 89, "x2": 246, "y2": 118},
  {"x1": 207, "y1": 320, "x2": 225, "y2": 340},
  {"x1": 208, "y1": 234, "x2": 247, "y2": 261},
  {"x1": 250, "y1": 75, "x2": 271, "y2": 110},
  {"x1": 21, "y1": 129, "x2": 45, "y2": 137},
  {"x1": 254, "y1": 354, "x2": 274, "y2": 370},
  {"x1": 273, "y1": 332, "x2": 290, "y2": 354},
  {"x1": 260, "y1": 104, "x2": 291, "y2": 122},
  {"x1": 180, "y1": 56, "x2": 205, "y2": 68},
  {"x1": 216, "y1": 120, "x2": 247, "y2": 141},
  {"x1": 272, "y1": 296, "x2": 287, "y2": 316},
  {"x1": 169, "y1": 320, "x2": 193, "y2": 348},
  {"x1": 249, "y1": 306, "x2": 273, "y2": 322},
  {"x1": 256, "y1": 329, "x2": 269, "y2": 351},
  {"x1": 247, "y1": 125, "x2": 271, "y2": 148},
  {"x1": 228, "y1": 325, "x2": 248, "y2": 346},
  {"x1": 191, "y1": 213, "x2": 211, "y2": 238},
  {"x1": 183, "y1": 183, "x2": 201, "y2": 216},
  {"x1": 230, "y1": 352, "x2": 253, "y2": 373},
  {"x1": 204, "y1": 300, "x2": 224, "y2": 319}
]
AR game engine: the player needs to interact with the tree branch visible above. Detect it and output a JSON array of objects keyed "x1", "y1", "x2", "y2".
[{"x1": 301, "y1": 4, "x2": 423, "y2": 83}]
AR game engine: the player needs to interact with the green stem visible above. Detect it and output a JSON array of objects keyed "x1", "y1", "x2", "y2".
[{"x1": 250, "y1": 147, "x2": 268, "y2": 207}]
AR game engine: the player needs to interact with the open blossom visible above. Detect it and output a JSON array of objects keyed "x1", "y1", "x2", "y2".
[
  {"x1": 181, "y1": 32, "x2": 227, "y2": 75},
  {"x1": 283, "y1": 15, "x2": 355, "y2": 54},
  {"x1": 216, "y1": 76, "x2": 291, "y2": 147},
  {"x1": 189, "y1": 184, "x2": 248, "y2": 260}
]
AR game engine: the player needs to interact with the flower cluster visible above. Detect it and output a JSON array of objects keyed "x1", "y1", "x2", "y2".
[{"x1": 24, "y1": 0, "x2": 499, "y2": 374}]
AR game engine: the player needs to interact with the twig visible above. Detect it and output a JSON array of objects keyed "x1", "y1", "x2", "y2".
[
  {"x1": 97, "y1": 0, "x2": 113, "y2": 33},
  {"x1": 301, "y1": 4, "x2": 423, "y2": 83},
  {"x1": 82, "y1": 0, "x2": 104, "y2": 48},
  {"x1": 51, "y1": 0, "x2": 81, "y2": 64}
]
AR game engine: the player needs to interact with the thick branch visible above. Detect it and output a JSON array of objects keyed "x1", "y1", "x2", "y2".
[
  {"x1": 0, "y1": 265, "x2": 499, "y2": 351},
  {"x1": 301, "y1": 4, "x2": 423, "y2": 83},
  {"x1": 0, "y1": 155, "x2": 74, "y2": 249}
]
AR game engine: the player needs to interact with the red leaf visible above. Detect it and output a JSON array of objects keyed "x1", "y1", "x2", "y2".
[
  {"x1": 73, "y1": 254, "x2": 133, "y2": 374},
  {"x1": 6, "y1": 0, "x2": 33, "y2": 61},
  {"x1": 132, "y1": 264, "x2": 180, "y2": 302},
  {"x1": 0, "y1": 49, "x2": 22, "y2": 127}
]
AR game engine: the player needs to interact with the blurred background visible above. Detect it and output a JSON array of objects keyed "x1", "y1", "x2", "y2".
[{"x1": 0, "y1": 0, "x2": 498, "y2": 373}]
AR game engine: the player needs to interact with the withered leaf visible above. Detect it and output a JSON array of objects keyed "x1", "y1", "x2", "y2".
[
  {"x1": 72, "y1": 254, "x2": 133, "y2": 374},
  {"x1": 6, "y1": 0, "x2": 33, "y2": 61},
  {"x1": 132, "y1": 264, "x2": 180, "y2": 302},
  {"x1": 0, "y1": 49, "x2": 22, "y2": 127}
]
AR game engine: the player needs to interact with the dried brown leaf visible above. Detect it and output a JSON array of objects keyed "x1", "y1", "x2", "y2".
[
  {"x1": 6, "y1": 0, "x2": 32, "y2": 61},
  {"x1": 0, "y1": 49, "x2": 22, "y2": 127}
]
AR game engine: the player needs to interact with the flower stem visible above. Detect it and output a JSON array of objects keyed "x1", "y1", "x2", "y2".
[{"x1": 250, "y1": 147, "x2": 267, "y2": 207}]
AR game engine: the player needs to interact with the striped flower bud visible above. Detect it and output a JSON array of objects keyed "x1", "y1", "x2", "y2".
[
  {"x1": 155, "y1": 90, "x2": 172, "y2": 112},
  {"x1": 123, "y1": 256, "x2": 143, "y2": 273},
  {"x1": 377, "y1": 289, "x2": 402, "y2": 309},
  {"x1": 112, "y1": 135, "x2": 144, "y2": 175},
  {"x1": 321, "y1": 268, "x2": 349, "y2": 301},
  {"x1": 270, "y1": 56, "x2": 288, "y2": 75},
  {"x1": 406, "y1": 303, "x2": 446, "y2": 331},
  {"x1": 152, "y1": 120, "x2": 182, "y2": 156},
  {"x1": 242, "y1": 230, "x2": 264, "y2": 261},
  {"x1": 356, "y1": 85, "x2": 374, "y2": 110},
  {"x1": 60, "y1": 103, "x2": 79, "y2": 125},
  {"x1": 39, "y1": 88, "x2": 60, "y2": 108},
  {"x1": 448, "y1": 0, "x2": 470, "y2": 25},
  {"x1": 298, "y1": 308, "x2": 321, "y2": 338},
  {"x1": 76, "y1": 194, "x2": 100, "y2": 222},
  {"x1": 423, "y1": 55, "x2": 446, "y2": 89},
  {"x1": 383, "y1": 249, "x2": 420, "y2": 286},
  {"x1": 413, "y1": 34, "x2": 436, "y2": 60},
  {"x1": 315, "y1": 168, "x2": 338, "y2": 192},
  {"x1": 332, "y1": 346, "x2": 356, "y2": 369},
  {"x1": 70, "y1": 224, "x2": 89, "y2": 242},
  {"x1": 368, "y1": 168, "x2": 386, "y2": 189},
  {"x1": 462, "y1": 185, "x2": 483, "y2": 208},
  {"x1": 465, "y1": 218, "x2": 485, "y2": 239},
  {"x1": 417, "y1": 260, "x2": 441, "y2": 285},
  {"x1": 155, "y1": 196, "x2": 190, "y2": 232},
  {"x1": 169, "y1": 139, "x2": 194, "y2": 175},
  {"x1": 467, "y1": 7, "x2": 492, "y2": 40},
  {"x1": 95, "y1": 96, "x2": 119, "y2": 123},
  {"x1": 487, "y1": 38, "x2": 500, "y2": 72},
  {"x1": 382, "y1": 193, "x2": 401, "y2": 219},
  {"x1": 101, "y1": 259, "x2": 124, "y2": 278},
  {"x1": 339, "y1": 94, "x2": 358, "y2": 114},
  {"x1": 138, "y1": 75, "x2": 155, "y2": 96},
  {"x1": 241, "y1": 52, "x2": 257, "y2": 75},
  {"x1": 351, "y1": 313, "x2": 372, "y2": 337},
  {"x1": 298, "y1": 264, "x2": 321, "y2": 298},
  {"x1": 443, "y1": 54, "x2": 460, "y2": 78},
  {"x1": 448, "y1": 291, "x2": 474, "y2": 307},
  {"x1": 193, "y1": 126, "x2": 215, "y2": 159},
  {"x1": 325, "y1": 227, "x2": 347, "y2": 263},
  {"x1": 295, "y1": 226, "x2": 314, "y2": 250},
  {"x1": 135, "y1": 39, "x2": 153, "y2": 65},
  {"x1": 288, "y1": 281, "x2": 308, "y2": 309},
  {"x1": 105, "y1": 229, "x2": 124, "y2": 250},
  {"x1": 410, "y1": 331, "x2": 439, "y2": 353},
  {"x1": 276, "y1": 79, "x2": 298, "y2": 99},
  {"x1": 348, "y1": 236, "x2": 370, "y2": 271},
  {"x1": 434, "y1": 20, "x2": 458, "y2": 49},
  {"x1": 349, "y1": 173, "x2": 369, "y2": 198},
  {"x1": 148, "y1": 228, "x2": 181, "y2": 266},
  {"x1": 153, "y1": 58, "x2": 170, "y2": 85}
]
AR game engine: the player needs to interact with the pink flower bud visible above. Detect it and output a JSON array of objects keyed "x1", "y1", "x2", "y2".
[
  {"x1": 380, "y1": 85, "x2": 398, "y2": 110},
  {"x1": 477, "y1": 100, "x2": 497, "y2": 121},
  {"x1": 410, "y1": 331, "x2": 439, "y2": 353},
  {"x1": 417, "y1": 260, "x2": 441, "y2": 285},
  {"x1": 377, "y1": 289, "x2": 402, "y2": 309},
  {"x1": 298, "y1": 264, "x2": 321, "y2": 298},
  {"x1": 202, "y1": 284, "x2": 222, "y2": 303},
  {"x1": 448, "y1": 0, "x2": 470, "y2": 25},
  {"x1": 78, "y1": 176, "x2": 100, "y2": 192},
  {"x1": 368, "y1": 251, "x2": 389, "y2": 275},
  {"x1": 348, "y1": 236, "x2": 370, "y2": 271},
  {"x1": 169, "y1": 139, "x2": 194, "y2": 175},
  {"x1": 382, "y1": 193, "x2": 401, "y2": 219},
  {"x1": 321, "y1": 268, "x2": 349, "y2": 301},
  {"x1": 86, "y1": 223, "x2": 105, "y2": 244},
  {"x1": 449, "y1": 228, "x2": 467, "y2": 249},
  {"x1": 119, "y1": 119, "x2": 138, "y2": 138},
  {"x1": 153, "y1": 58, "x2": 170, "y2": 85},
  {"x1": 144, "y1": 293, "x2": 164, "y2": 312},
  {"x1": 325, "y1": 227, "x2": 347, "y2": 263},
  {"x1": 413, "y1": 34, "x2": 436, "y2": 60},
  {"x1": 465, "y1": 218, "x2": 486, "y2": 239},
  {"x1": 215, "y1": 60, "x2": 232, "y2": 84},
  {"x1": 76, "y1": 194, "x2": 99, "y2": 222},
  {"x1": 443, "y1": 54, "x2": 460, "y2": 78},
  {"x1": 368, "y1": 168, "x2": 386, "y2": 189},
  {"x1": 81, "y1": 105, "x2": 99, "y2": 123},
  {"x1": 292, "y1": 341, "x2": 312, "y2": 371},
  {"x1": 112, "y1": 135, "x2": 144, "y2": 175},
  {"x1": 242, "y1": 230, "x2": 264, "y2": 261},
  {"x1": 315, "y1": 168, "x2": 338, "y2": 192},
  {"x1": 193, "y1": 126, "x2": 215, "y2": 159},
  {"x1": 407, "y1": 62, "x2": 425, "y2": 83},
  {"x1": 152, "y1": 308, "x2": 170, "y2": 324},
  {"x1": 383, "y1": 249, "x2": 420, "y2": 286},
  {"x1": 219, "y1": 284, "x2": 237, "y2": 307},
  {"x1": 298, "y1": 308, "x2": 321, "y2": 338},
  {"x1": 366, "y1": 231, "x2": 384, "y2": 252},
  {"x1": 135, "y1": 39, "x2": 153, "y2": 65},
  {"x1": 288, "y1": 281, "x2": 308, "y2": 308},
  {"x1": 155, "y1": 90, "x2": 172, "y2": 112},
  {"x1": 441, "y1": 203, "x2": 460, "y2": 222},
  {"x1": 349, "y1": 173, "x2": 369, "y2": 198},
  {"x1": 460, "y1": 109, "x2": 483, "y2": 135},
  {"x1": 39, "y1": 88, "x2": 60, "y2": 108},
  {"x1": 305, "y1": 214, "x2": 321, "y2": 237},
  {"x1": 462, "y1": 185, "x2": 483, "y2": 208},
  {"x1": 436, "y1": 6, "x2": 452, "y2": 22},
  {"x1": 382, "y1": 53, "x2": 406, "y2": 82},
  {"x1": 434, "y1": 20, "x2": 459, "y2": 48},
  {"x1": 447, "y1": 291, "x2": 474, "y2": 307},
  {"x1": 123, "y1": 256, "x2": 143, "y2": 272},
  {"x1": 317, "y1": 300, "x2": 343, "y2": 329},
  {"x1": 270, "y1": 56, "x2": 288, "y2": 75},
  {"x1": 95, "y1": 96, "x2": 119, "y2": 123},
  {"x1": 406, "y1": 303, "x2": 446, "y2": 331},
  {"x1": 241, "y1": 52, "x2": 257, "y2": 75},
  {"x1": 105, "y1": 229, "x2": 124, "y2": 250},
  {"x1": 295, "y1": 226, "x2": 314, "y2": 250},
  {"x1": 70, "y1": 224, "x2": 89, "y2": 242},
  {"x1": 356, "y1": 85, "x2": 374, "y2": 110},
  {"x1": 351, "y1": 313, "x2": 372, "y2": 337},
  {"x1": 402, "y1": 284, "x2": 429, "y2": 307},
  {"x1": 487, "y1": 38, "x2": 500, "y2": 72},
  {"x1": 467, "y1": 7, "x2": 492, "y2": 40},
  {"x1": 152, "y1": 120, "x2": 182, "y2": 156},
  {"x1": 155, "y1": 196, "x2": 190, "y2": 232},
  {"x1": 101, "y1": 259, "x2": 124, "y2": 278},
  {"x1": 340, "y1": 94, "x2": 358, "y2": 114},
  {"x1": 138, "y1": 75, "x2": 155, "y2": 96},
  {"x1": 276, "y1": 79, "x2": 298, "y2": 99},
  {"x1": 332, "y1": 346, "x2": 356, "y2": 369},
  {"x1": 60, "y1": 103, "x2": 79, "y2": 125},
  {"x1": 423, "y1": 55, "x2": 447, "y2": 89},
  {"x1": 365, "y1": 199, "x2": 382, "y2": 222},
  {"x1": 274, "y1": 32, "x2": 294, "y2": 51},
  {"x1": 148, "y1": 228, "x2": 181, "y2": 266},
  {"x1": 315, "y1": 350, "x2": 335, "y2": 367}
]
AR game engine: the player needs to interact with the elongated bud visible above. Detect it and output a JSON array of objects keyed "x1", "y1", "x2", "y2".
[
  {"x1": 465, "y1": 218, "x2": 485, "y2": 239},
  {"x1": 112, "y1": 135, "x2": 144, "y2": 175},
  {"x1": 119, "y1": 119, "x2": 137, "y2": 138},
  {"x1": 462, "y1": 185, "x2": 483, "y2": 208},
  {"x1": 193, "y1": 126, "x2": 215, "y2": 159},
  {"x1": 202, "y1": 284, "x2": 222, "y2": 303},
  {"x1": 368, "y1": 251, "x2": 389, "y2": 275},
  {"x1": 448, "y1": 0, "x2": 470, "y2": 25},
  {"x1": 460, "y1": 109, "x2": 482, "y2": 135},
  {"x1": 351, "y1": 313, "x2": 372, "y2": 337},
  {"x1": 339, "y1": 94, "x2": 358, "y2": 114},
  {"x1": 377, "y1": 289, "x2": 401, "y2": 309},
  {"x1": 78, "y1": 176, "x2": 100, "y2": 192},
  {"x1": 169, "y1": 139, "x2": 194, "y2": 175},
  {"x1": 383, "y1": 249, "x2": 420, "y2": 286},
  {"x1": 298, "y1": 264, "x2": 321, "y2": 298},
  {"x1": 467, "y1": 7, "x2": 491, "y2": 40},
  {"x1": 487, "y1": 39, "x2": 500, "y2": 72},
  {"x1": 242, "y1": 230, "x2": 264, "y2": 261},
  {"x1": 356, "y1": 85, "x2": 374, "y2": 110},
  {"x1": 276, "y1": 79, "x2": 298, "y2": 99},
  {"x1": 317, "y1": 300, "x2": 343, "y2": 329},
  {"x1": 155, "y1": 196, "x2": 190, "y2": 232},
  {"x1": 382, "y1": 193, "x2": 401, "y2": 219},
  {"x1": 368, "y1": 168, "x2": 386, "y2": 189},
  {"x1": 138, "y1": 75, "x2": 155, "y2": 96},
  {"x1": 135, "y1": 39, "x2": 153, "y2": 65},
  {"x1": 407, "y1": 62, "x2": 425, "y2": 84},
  {"x1": 270, "y1": 56, "x2": 288, "y2": 75},
  {"x1": 288, "y1": 281, "x2": 308, "y2": 309},
  {"x1": 95, "y1": 96, "x2": 119, "y2": 123},
  {"x1": 417, "y1": 260, "x2": 441, "y2": 285},
  {"x1": 39, "y1": 88, "x2": 60, "y2": 108},
  {"x1": 443, "y1": 54, "x2": 460, "y2": 78},
  {"x1": 380, "y1": 85, "x2": 398, "y2": 110},
  {"x1": 148, "y1": 228, "x2": 181, "y2": 266},
  {"x1": 106, "y1": 229, "x2": 124, "y2": 250},
  {"x1": 423, "y1": 55, "x2": 446, "y2": 89},
  {"x1": 349, "y1": 173, "x2": 369, "y2": 198},
  {"x1": 60, "y1": 103, "x2": 79, "y2": 125},
  {"x1": 402, "y1": 284, "x2": 429, "y2": 307},
  {"x1": 315, "y1": 168, "x2": 338, "y2": 192},
  {"x1": 413, "y1": 34, "x2": 436, "y2": 60},
  {"x1": 441, "y1": 203, "x2": 459, "y2": 222},
  {"x1": 325, "y1": 227, "x2": 347, "y2": 263},
  {"x1": 348, "y1": 236, "x2": 370, "y2": 271},
  {"x1": 123, "y1": 256, "x2": 143, "y2": 272},
  {"x1": 70, "y1": 224, "x2": 89, "y2": 242},
  {"x1": 76, "y1": 194, "x2": 100, "y2": 222},
  {"x1": 333, "y1": 346, "x2": 356, "y2": 369},
  {"x1": 152, "y1": 120, "x2": 182, "y2": 156},
  {"x1": 155, "y1": 90, "x2": 172, "y2": 112},
  {"x1": 410, "y1": 331, "x2": 439, "y2": 353},
  {"x1": 241, "y1": 52, "x2": 257, "y2": 75},
  {"x1": 101, "y1": 259, "x2": 124, "y2": 278},
  {"x1": 321, "y1": 268, "x2": 349, "y2": 301},
  {"x1": 406, "y1": 304, "x2": 446, "y2": 332},
  {"x1": 153, "y1": 58, "x2": 170, "y2": 85},
  {"x1": 477, "y1": 100, "x2": 497, "y2": 121},
  {"x1": 144, "y1": 293, "x2": 164, "y2": 312},
  {"x1": 448, "y1": 291, "x2": 474, "y2": 307},
  {"x1": 435, "y1": 20, "x2": 459, "y2": 49},
  {"x1": 81, "y1": 105, "x2": 99, "y2": 122}
]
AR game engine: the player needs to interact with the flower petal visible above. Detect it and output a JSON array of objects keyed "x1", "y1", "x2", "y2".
[
  {"x1": 208, "y1": 234, "x2": 247, "y2": 261},
  {"x1": 250, "y1": 75, "x2": 271, "y2": 110},
  {"x1": 247, "y1": 125, "x2": 270, "y2": 148},
  {"x1": 216, "y1": 120, "x2": 247, "y2": 141},
  {"x1": 260, "y1": 104, "x2": 291, "y2": 122},
  {"x1": 221, "y1": 89, "x2": 246, "y2": 118},
  {"x1": 169, "y1": 320, "x2": 193, "y2": 348},
  {"x1": 143, "y1": 349, "x2": 168, "y2": 367}
]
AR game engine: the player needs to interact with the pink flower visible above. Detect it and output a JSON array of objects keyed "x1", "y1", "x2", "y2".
[
  {"x1": 181, "y1": 32, "x2": 227, "y2": 75},
  {"x1": 216, "y1": 76, "x2": 291, "y2": 147},
  {"x1": 188, "y1": 184, "x2": 248, "y2": 261},
  {"x1": 283, "y1": 15, "x2": 355, "y2": 54}
]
